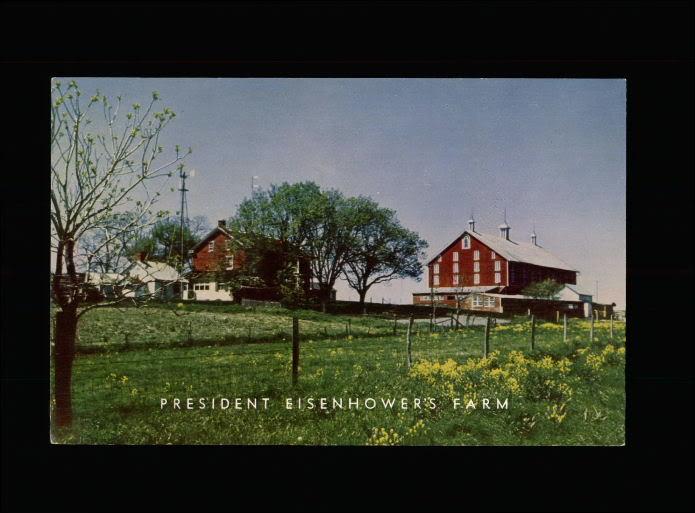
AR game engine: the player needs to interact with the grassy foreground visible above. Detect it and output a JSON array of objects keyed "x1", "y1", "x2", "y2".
[{"x1": 52, "y1": 305, "x2": 625, "y2": 445}]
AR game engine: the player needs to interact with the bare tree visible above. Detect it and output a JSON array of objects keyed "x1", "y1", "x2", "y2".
[{"x1": 51, "y1": 80, "x2": 190, "y2": 427}]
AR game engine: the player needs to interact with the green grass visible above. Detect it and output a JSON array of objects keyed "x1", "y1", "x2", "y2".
[{"x1": 53, "y1": 307, "x2": 625, "y2": 445}]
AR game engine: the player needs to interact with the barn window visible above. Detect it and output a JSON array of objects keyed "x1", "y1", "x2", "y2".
[
  {"x1": 437, "y1": 256, "x2": 442, "y2": 263},
  {"x1": 473, "y1": 273, "x2": 480, "y2": 284},
  {"x1": 484, "y1": 296, "x2": 495, "y2": 307},
  {"x1": 433, "y1": 275, "x2": 440, "y2": 286},
  {"x1": 453, "y1": 274, "x2": 459, "y2": 285},
  {"x1": 452, "y1": 252, "x2": 459, "y2": 262},
  {"x1": 491, "y1": 251, "x2": 496, "y2": 259},
  {"x1": 494, "y1": 272, "x2": 501, "y2": 284},
  {"x1": 472, "y1": 295, "x2": 483, "y2": 307},
  {"x1": 433, "y1": 263, "x2": 440, "y2": 274},
  {"x1": 494, "y1": 260, "x2": 501, "y2": 271},
  {"x1": 473, "y1": 250, "x2": 480, "y2": 260},
  {"x1": 208, "y1": 241, "x2": 215, "y2": 252},
  {"x1": 473, "y1": 262, "x2": 480, "y2": 272},
  {"x1": 462, "y1": 235, "x2": 470, "y2": 249},
  {"x1": 453, "y1": 262, "x2": 459, "y2": 273}
]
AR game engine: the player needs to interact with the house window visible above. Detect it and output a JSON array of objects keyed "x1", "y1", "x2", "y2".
[
  {"x1": 473, "y1": 250, "x2": 480, "y2": 261},
  {"x1": 473, "y1": 273, "x2": 480, "y2": 284},
  {"x1": 453, "y1": 274, "x2": 459, "y2": 285},
  {"x1": 433, "y1": 275, "x2": 440, "y2": 286},
  {"x1": 491, "y1": 251, "x2": 496, "y2": 259},
  {"x1": 473, "y1": 261, "x2": 480, "y2": 272},
  {"x1": 433, "y1": 263, "x2": 440, "y2": 274},
  {"x1": 494, "y1": 272, "x2": 501, "y2": 284},
  {"x1": 473, "y1": 295, "x2": 483, "y2": 307},
  {"x1": 453, "y1": 262, "x2": 459, "y2": 274},
  {"x1": 226, "y1": 254, "x2": 235, "y2": 269},
  {"x1": 484, "y1": 296, "x2": 495, "y2": 307},
  {"x1": 462, "y1": 235, "x2": 470, "y2": 249},
  {"x1": 453, "y1": 252, "x2": 459, "y2": 262},
  {"x1": 208, "y1": 240, "x2": 215, "y2": 252},
  {"x1": 494, "y1": 260, "x2": 501, "y2": 271}
]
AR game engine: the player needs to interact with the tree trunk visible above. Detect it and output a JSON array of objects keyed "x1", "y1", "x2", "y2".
[
  {"x1": 54, "y1": 307, "x2": 77, "y2": 427},
  {"x1": 321, "y1": 299, "x2": 327, "y2": 314},
  {"x1": 358, "y1": 290, "x2": 367, "y2": 315}
]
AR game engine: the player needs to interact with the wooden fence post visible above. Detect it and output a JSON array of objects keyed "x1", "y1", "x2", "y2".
[
  {"x1": 556, "y1": 310, "x2": 560, "y2": 323},
  {"x1": 530, "y1": 314, "x2": 536, "y2": 352},
  {"x1": 292, "y1": 316, "x2": 300, "y2": 386},
  {"x1": 590, "y1": 312, "x2": 595, "y2": 344},
  {"x1": 406, "y1": 315, "x2": 414, "y2": 369},
  {"x1": 563, "y1": 313, "x2": 568, "y2": 344},
  {"x1": 610, "y1": 313, "x2": 614, "y2": 339},
  {"x1": 483, "y1": 315, "x2": 491, "y2": 358},
  {"x1": 188, "y1": 321, "x2": 192, "y2": 343}
]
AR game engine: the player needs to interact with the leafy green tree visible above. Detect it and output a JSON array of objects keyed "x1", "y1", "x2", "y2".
[
  {"x1": 51, "y1": 80, "x2": 189, "y2": 427},
  {"x1": 231, "y1": 182, "x2": 354, "y2": 312},
  {"x1": 341, "y1": 197, "x2": 428, "y2": 313},
  {"x1": 522, "y1": 278, "x2": 564, "y2": 299},
  {"x1": 130, "y1": 215, "x2": 210, "y2": 268}
]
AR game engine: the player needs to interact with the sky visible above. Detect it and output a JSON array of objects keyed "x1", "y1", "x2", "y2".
[{"x1": 58, "y1": 78, "x2": 626, "y2": 308}]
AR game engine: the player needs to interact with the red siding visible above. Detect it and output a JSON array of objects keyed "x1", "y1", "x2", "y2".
[
  {"x1": 428, "y1": 236, "x2": 508, "y2": 288},
  {"x1": 192, "y1": 232, "x2": 246, "y2": 272}
]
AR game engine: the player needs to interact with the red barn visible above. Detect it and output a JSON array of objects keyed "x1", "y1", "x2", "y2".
[{"x1": 413, "y1": 218, "x2": 578, "y2": 307}]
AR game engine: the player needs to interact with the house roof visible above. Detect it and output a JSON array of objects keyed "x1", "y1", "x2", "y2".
[
  {"x1": 561, "y1": 284, "x2": 593, "y2": 297},
  {"x1": 428, "y1": 229, "x2": 578, "y2": 272},
  {"x1": 191, "y1": 224, "x2": 233, "y2": 253},
  {"x1": 128, "y1": 260, "x2": 182, "y2": 282}
]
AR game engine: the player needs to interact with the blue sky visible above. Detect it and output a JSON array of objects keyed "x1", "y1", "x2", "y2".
[{"x1": 61, "y1": 78, "x2": 626, "y2": 307}]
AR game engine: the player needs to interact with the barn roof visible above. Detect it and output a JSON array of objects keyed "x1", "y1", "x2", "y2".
[{"x1": 428, "y1": 230, "x2": 578, "y2": 272}]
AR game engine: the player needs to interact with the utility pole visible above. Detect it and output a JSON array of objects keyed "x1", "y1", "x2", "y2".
[{"x1": 178, "y1": 167, "x2": 190, "y2": 275}]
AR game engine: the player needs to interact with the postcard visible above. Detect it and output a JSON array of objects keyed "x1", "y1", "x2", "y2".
[{"x1": 50, "y1": 78, "x2": 626, "y2": 445}]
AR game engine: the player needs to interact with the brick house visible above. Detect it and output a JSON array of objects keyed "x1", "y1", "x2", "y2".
[{"x1": 183, "y1": 220, "x2": 246, "y2": 301}]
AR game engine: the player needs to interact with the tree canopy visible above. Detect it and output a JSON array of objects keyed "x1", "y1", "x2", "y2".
[
  {"x1": 230, "y1": 181, "x2": 427, "y2": 311},
  {"x1": 522, "y1": 278, "x2": 564, "y2": 299}
]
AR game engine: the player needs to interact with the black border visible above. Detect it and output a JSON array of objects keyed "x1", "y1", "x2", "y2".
[{"x1": 2, "y1": 2, "x2": 693, "y2": 512}]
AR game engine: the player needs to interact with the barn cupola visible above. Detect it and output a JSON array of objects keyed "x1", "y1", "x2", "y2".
[
  {"x1": 499, "y1": 209, "x2": 511, "y2": 240},
  {"x1": 468, "y1": 215, "x2": 476, "y2": 232},
  {"x1": 531, "y1": 227, "x2": 538, "y2": 246}
]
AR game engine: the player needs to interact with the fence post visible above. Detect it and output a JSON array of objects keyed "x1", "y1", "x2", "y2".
[
  {"x1": 124, "y1": 332, "x2": 130, "y2": 350},
  {"x1": 188, "y1": 321, "x2": 192, "y2": 343},
  {"x1": 406, "y1": 315, "x2": 414, "y2": 369},
  {"x1": 530, "y1": 314, "x2": 536, "y2": 352},
  {"x1": 483, "y1": 315, "x2": 491, "y2": 358},
  {"x1": 563, "y1": 313, "x2": 568, "y2": 344},
  {"x1": 292, "y1": 316, "x2": 300, "y2": 386},
  {"x1": 610, "y1": 313, "x2": 614, "y2": 339},
  {"x1": 556, "y1": 310, "x2": 560, "y2": 323},
  {"x1": 247, "y1": 326, "x2": 252, "y2": 343},
  {"x1": 590, "y1": 311, "x2": 595, "y2": 344}
]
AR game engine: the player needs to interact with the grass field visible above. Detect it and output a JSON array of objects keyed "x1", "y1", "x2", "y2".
[{"x1": 52, "y1": 304, "x2": 625, "y2": 445}]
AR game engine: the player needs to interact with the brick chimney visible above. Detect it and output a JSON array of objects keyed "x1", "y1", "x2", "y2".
[{"x1": 218, "y1": 219, "x2": 226, "y2": 228}]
